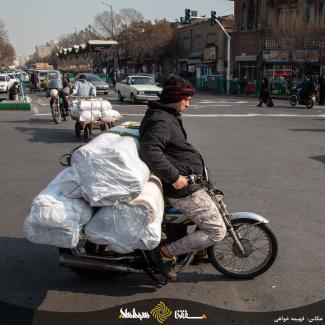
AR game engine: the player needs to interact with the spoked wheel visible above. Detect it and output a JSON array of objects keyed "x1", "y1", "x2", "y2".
[
  {"x1": 208, "y1": 218, "x2": 278, "y2": 279},
  {"x1": 84, "y1": 124, "x2": 92, "y2": 140},
  {"x1": 75, "y1": 122, "x2": 81, "y2": 138},
  {"x1": 51, "y1": 100, "x2": 61, "y2": 124},
  {"x1": 290, "y1": 96, "x2": 297, "y2": 107}
]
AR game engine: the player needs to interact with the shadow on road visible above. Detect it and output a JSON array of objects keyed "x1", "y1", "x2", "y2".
[
  {"x1": 310, "y1": 155, "x2": 325, "y2": 165},
  {"x1": 0, "y1": 237, "x2": 233, "y2": 312},
  {"x1": 13, "y1": 126, "x2": 80, "y2": 144},
  {"x1": 288, "y1": 128, "x2": 325, "y2": 132}
]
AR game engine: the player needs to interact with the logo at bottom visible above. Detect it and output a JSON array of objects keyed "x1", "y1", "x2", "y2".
[{"x1": 150, "y1": 301, "x2": 173, "y2": 324}]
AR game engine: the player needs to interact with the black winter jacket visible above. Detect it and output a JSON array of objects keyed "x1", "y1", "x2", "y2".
[{"x1": 139, "y1": 101, "x2": 204, "y2": 198}]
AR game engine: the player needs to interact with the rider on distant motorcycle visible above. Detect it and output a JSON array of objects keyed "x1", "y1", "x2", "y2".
[
  {"x1": 297, "y1": 76, "x2": 316, "y2": 103},
  {"x1": 48, "y1": 78, "x2": 69, "y2": 115},
  {"x1": 139, "y1": 76, "x2": 227, "y2": 280}
]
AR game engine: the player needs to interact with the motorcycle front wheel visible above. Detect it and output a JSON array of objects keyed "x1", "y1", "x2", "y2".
[
  {"x1": 290, "y1": 96, "x2": 297, "y2": 106},
  {"x1": 208, "y1": 218, "x2": 278, "y2": 279}
]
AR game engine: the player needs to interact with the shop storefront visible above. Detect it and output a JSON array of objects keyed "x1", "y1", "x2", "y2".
[{"x1": 235, "y1": 55, "x2": 257, "y2": 80}]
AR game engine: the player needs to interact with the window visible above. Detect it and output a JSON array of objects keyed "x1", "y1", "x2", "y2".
[
  {"x1": 241, "y1": 2, "x2": 247, "y2": 30},
  {"x1": 206, "y1": 33, "x2": 216, "y2": 45},
  {"x1": 247, "y1": 0, "x2": 255, "y2": 29},
  {"x1": 265, "y1": 40, "x2": 276, "y2": 48},
  {"x1": 183, "y1": 38, "x2": 190, "y2": 50},
  {"x1": 194, "y1": 35, "x2": 203, "y2": 49}
]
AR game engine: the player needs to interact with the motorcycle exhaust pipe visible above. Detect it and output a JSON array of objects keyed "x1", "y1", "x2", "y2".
[{"x1": 59, "y1": 254, "x2": 145, "y2": 274}]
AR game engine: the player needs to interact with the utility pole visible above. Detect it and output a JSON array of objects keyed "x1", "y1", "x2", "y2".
[
  {"x1": 101, "y1": 1, "x2": 113, "y2": 38},
  {"x1": 211, "y1": 12, "x2": 231, "y2": 94}
]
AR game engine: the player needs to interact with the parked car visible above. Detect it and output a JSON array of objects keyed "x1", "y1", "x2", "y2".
[
  {"x1": 0, "y1": 74, "x2": 14, "y2": 93},
  {"x1": 76, "y1": 73, "x2": 109, "y2": 95},
  {"x1": 115, "y1": 75, "x2": 162, "y2": 103},
  {"x1": 7, "y1": 73, "x2": 18, "y2": 83}
]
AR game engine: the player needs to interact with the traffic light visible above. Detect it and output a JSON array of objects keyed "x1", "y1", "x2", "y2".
[
  {"x1": 211, "y1": 10, "x2": 217, "y2": 25},
  {"x1": 184, "y1": 8, "x2": 191, "y2": 24}
]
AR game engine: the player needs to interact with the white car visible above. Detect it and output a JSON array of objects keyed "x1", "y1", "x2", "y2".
[
  {"x1": 0, "y1": 74, "x2": 14, "y2": 93},
  {"x1": 115, "y1": 75, "x2": 162, "y2": 103},
  {"x1": 7, "y1": 73, "x2": 18, "y2": 83}
]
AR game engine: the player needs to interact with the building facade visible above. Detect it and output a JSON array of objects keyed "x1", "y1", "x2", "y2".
[
  {"x1": 233, "y1": 0, "x2": 325, "y2": 80},
  {"x1": 175, "y1": 15, "x2": 235, "y2": 84},
  {"x1": 35, "y1": 40, "x2": 58, "y2": 59}
]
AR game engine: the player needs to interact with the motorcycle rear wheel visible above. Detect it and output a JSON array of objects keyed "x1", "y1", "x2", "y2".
[{"x1": 208, "y1": 218, "x2": 278, "y2": 279}]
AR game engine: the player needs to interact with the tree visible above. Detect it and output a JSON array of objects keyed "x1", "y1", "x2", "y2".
[
  {"x1": 117, "y1": 19, "x2": 174, "y2": 71},
  {"x1": 94, "y1": 8, "x2": 144, "y2": 40},
  {"x1": 272, "y1": 13, "x2": 325, "y2": 77},
  {"x1": 58, "y1": 26, "x2": 102, "y2": 48},
  {"x1": 0, "y1": 20, "x2": 15, "y2": 67}
]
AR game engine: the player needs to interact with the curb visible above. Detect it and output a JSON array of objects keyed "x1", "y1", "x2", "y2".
[{"x1": 0, "y1": 101, "x2": 32, "y2": 111}]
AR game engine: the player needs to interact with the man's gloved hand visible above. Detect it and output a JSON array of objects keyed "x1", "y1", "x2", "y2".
[{"x1": 172, "y1": 175, "x2": 188, "y2": 190}]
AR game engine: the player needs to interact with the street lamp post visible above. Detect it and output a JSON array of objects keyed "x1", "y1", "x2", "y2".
[
  {"x1": 214, "y1": 19, "x2": 231, "y2": 94},
  {"x1": 101, "y1": 1, "x2": 113, "y2": 36}
]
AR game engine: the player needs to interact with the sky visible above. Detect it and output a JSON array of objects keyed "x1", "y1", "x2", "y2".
[{"x1": 0, "y1": 0, "x2": 234, "y2": 56}]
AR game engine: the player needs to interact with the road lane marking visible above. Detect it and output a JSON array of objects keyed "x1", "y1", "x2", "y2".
[
  {"x1": 34, "y1": 113, "x2": 52, "y2": 116},
  {"x1": 120, "y1": 113, "x2": 325, "y2": 118}
]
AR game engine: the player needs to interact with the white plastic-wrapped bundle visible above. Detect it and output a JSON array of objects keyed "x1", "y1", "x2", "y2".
[
  {"x1": 101, "y1": 109, "x2": 122, "y2": 121},
  {"x1": 23, "y1": 169, "x2": 94, "y2": 248},
  {"x1": 84, "y1": 176, "x2": 164, "y2": 253},
  {"x1": 109, "y1": 125, "x2": 139, "y2": 138},
  {"x1": 79, "y1": 110, "x2": 101, "y2": 122},
  {"x1": 71, "y1": 133, "x2": 150, "y2": 206},
  {"x1": 78, "y1": 99, "x2": 112, "y2": 111},
  {"x1": 69, "y1": 105, "x2": 122, "y2": 122}
]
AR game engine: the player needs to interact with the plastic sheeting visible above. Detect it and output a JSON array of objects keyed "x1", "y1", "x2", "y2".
[
  {"x1": 23, "y1": 169, "x2": 94, "y2": 248},
  {"x1": 71, "y1": 133, "x2": 150, "y2": 207},
  {"x1": 69, "y1": 106, "x2": 122, "y2": 122},
  {"x1": 59, "y1": 167, "x2": 82, "y2": 199},
  {"x1": 84, "y1": 176, "x2": 164, "y2": 253}
]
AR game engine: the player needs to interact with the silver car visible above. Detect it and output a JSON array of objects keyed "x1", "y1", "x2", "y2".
[{"x1": 79, "y1": 73, "x2": 109, "y2": 95}]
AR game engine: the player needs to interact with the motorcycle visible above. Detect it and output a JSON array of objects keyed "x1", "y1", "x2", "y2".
[
  {"x1": 50, "y1": 89, "x2": 68, "y2": 124},
  {"x1": 290, "y1": 86, "x2": 316, "y2": 109},
  {"x1": 58, "y1": 152, "x2": 278, "y2": 284}
]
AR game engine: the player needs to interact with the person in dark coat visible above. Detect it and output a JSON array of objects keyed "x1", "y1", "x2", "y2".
[
  {"x1": 318, "y1": 74, "x2": 325, "y2": 105},
  {"x1": 8, "y1": 82, "x2": 19, "y2": 101},
  {"x1": 139, "y1": 76, "x2": 226, "y2": 280},
  {"x1": 257, "y1": 77, "x2": 273, "y2": 107}
]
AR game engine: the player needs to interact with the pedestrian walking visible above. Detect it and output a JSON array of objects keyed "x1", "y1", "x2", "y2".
[
  {"x1": 318, "y1": 74, "x2": 325, "y2": 105},
  {"x1": 257, "y1": 77, "x2": 274, "y2": 107}
]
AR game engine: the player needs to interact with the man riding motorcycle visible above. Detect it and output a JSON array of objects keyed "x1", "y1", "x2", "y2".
[
  {"x1": 139, "y1": 76, "x2": 227, "y2": 280},
  {"x1": 296, "y1": 76, "x2": 316, "y2": 103},
  {"x1": 48, "y1": 78, "x2": 69, "y2": 115}
]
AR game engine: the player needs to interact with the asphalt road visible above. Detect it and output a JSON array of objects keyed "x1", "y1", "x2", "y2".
[{"x1": 0, "y1": 91, "x2": 324, "y2": 313}]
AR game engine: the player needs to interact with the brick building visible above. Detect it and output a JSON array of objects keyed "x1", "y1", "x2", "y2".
[
  {"x1": 232, "y1": 0, "x2": 325, "y2": 80},
  {"x1": 175, "y1": 14, "x2": 235, "y2": 84}
]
